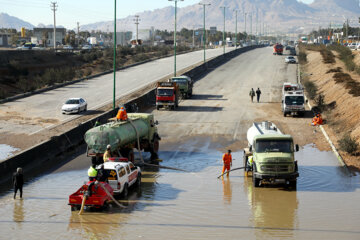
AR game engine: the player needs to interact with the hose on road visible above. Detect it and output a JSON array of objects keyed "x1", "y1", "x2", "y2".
[{"x1": 217, "y1": 167, "x2": 245, "y2": 179}]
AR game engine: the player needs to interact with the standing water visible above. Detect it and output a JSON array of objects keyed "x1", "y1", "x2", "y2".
[{"x1": 0, "y1": 141, "x2": 359, "y2": 240}]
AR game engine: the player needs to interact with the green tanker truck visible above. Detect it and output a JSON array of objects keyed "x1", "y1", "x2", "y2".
[
  {"x1": 170, "y1": 75, "x2": 193, "y2": 99},
  {"x1": 84, "y1": 113, "x2": 161, "y2": 162}
]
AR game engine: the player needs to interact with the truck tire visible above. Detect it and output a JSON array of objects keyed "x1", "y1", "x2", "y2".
[
  {"x1": 289, "y1": 180, "x2": 297, "y2": 189},
  {"x1": 243, "y1": 154, "x2": 248, "y2": 172},
  {"x1": 171, "y1": 105, "x2": 175, "y2": 110},
  {"x1": 136, "y1": 173, "x2": 141, "y2": 188},
  {"x1": 156, "y1": 105, "x2": 160, "y2": 110},
  {"x1": 122, "y1": 183, "x2": 128, "y2": 198},
  {"x1": 153, "y1": 138, "x2": 160, "y2": 153},
  {"x1": 252, "y1": 169, "x2": 260, "y2": 187},
  {"x1": 283, "y1": 112, "x2": 287, "y2": 117}
]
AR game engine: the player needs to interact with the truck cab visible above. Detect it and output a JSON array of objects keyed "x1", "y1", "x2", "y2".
[
  {"x1": 102, "y1": 158, "x2": 141, "y2": 197},
  {"x1": 170, "y1": 76, "x2": 193, "y2": 99},
  {"x1": 282, "y1": 83, "x2": 305, "y2": 117},
  {"x1": 244, "y1": 121, "x2": 299, "y2": 188},
  {"x1": 156, "y1": 82, "x2": 179, "y2": 110},
  {"x1": 273, "y1": 43, "x2": 283, "y2": 55}
]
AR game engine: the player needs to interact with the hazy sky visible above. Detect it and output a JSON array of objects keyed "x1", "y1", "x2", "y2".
[{"x1": 1, "y1": 0, "x2": 314, "y2": 29}]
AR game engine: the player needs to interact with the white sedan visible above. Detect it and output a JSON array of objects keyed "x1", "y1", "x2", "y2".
[
  {"x1": 62, "y1": 98, "x2": 87, "y2": 114},
  {"x1": 285, "y1": 56, "x2": 296, "y2": 64}
]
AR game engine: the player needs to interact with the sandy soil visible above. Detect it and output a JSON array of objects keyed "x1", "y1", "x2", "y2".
[{"x1": 302, "y1": 50, "x2": 360, "y2": 170}]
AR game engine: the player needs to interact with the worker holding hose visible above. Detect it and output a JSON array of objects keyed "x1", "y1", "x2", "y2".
[
  {"x1": 116, "y1": 107, "x2": 128, "y2": 121},
  {"x1": 222, "y1": 150, "x2": 232, "y2": 177}
]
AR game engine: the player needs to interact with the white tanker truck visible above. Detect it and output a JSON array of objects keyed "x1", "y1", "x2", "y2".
[{"x1": 243, "y1": 121, "x2": 299, "y2": 188}]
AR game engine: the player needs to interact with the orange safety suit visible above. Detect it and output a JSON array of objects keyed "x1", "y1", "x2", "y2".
[
  {"x1": 222, "y1": 153, "x2": 232, "y2": 176},
  {"x1": 116, "y1": 107, "x2": 128, "y2": 121},
  {"x1": 312, "y1": 114, "x2": 323, "y2": 126}
]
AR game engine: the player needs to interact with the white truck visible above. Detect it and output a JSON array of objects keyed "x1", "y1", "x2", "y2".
[
  {"x1": 281, "y1": 83, "x2": 306, "y2": 117},
  {"x1": 102, "y1": 158, "x2": 141, "y2": 197},
  {"x1": 243, "y1": 121, "x2": 299, "y2": 188}
]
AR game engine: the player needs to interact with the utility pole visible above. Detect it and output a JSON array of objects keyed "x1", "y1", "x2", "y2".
[
  {"x1": 256, "y1": 9, "x2": 258, "y2": 37},
  {"x1": 244, "y1": 12, "x2": 247, "y2": 41},
  {"x1": 50, "y1": 2, "x2": 57, "y2": 50},
  {"x1": 134, "y1": 15, "x2": 140, "y2": 45},
  {"x1": 77, "y1": 22, "x2": 80, "y2": 46},
  {"x1": 113, "y1": 0, "x2": 116, "y2": 109},
  {"x1": 169, "y1": 0, "x2": 183, "y2": 77},
  {"x1": 234, "y1": 10, "x2": 239, "y2": 48},
  {"x1": 192, "y1": 25, "x2": 195, "y2": 48},
  {"x1": 199, "y1": 3, "x2": 211, "y2": 63},
  {"x1": 220, "y1": 6, "x2": 226, "y2": 55},
  {"x1": 250, "y1": 13, "x2": 252, "y2": 40}
]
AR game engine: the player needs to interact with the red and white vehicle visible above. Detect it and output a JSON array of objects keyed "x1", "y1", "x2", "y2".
[{"x1": 102, "y1": 158, "x2": 141, "y2": 197}]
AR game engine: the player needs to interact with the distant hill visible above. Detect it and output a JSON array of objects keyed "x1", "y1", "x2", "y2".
[
  {"x1": 2, "y1": 0, "x2": 360, "y2": 34},
  {"x1": 0, "y1": 13, "x2": 34, "y2": 30},
  {"x1": 81, "y1": 0, "x2": 360, "y2": 34}
]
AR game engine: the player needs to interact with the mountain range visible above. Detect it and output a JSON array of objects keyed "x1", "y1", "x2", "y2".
[{"x1": 1, "y1": 0, "x2": 360, "y2": 34}]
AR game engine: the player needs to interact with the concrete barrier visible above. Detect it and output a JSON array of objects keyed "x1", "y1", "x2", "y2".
[{"x1": 0, "y1": 45, "x2": 263, "y2": 185}]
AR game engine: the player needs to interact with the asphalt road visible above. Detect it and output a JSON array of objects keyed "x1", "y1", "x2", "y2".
[
  {"x1": 0, "y1": 46, "x2": 235, "y2": 136},
  {"x1": 155, "y1": 46, "x2": 300, "y2": 147}
]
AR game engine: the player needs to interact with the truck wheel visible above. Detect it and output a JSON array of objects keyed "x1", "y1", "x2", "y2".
[
  {"x1": 153, "y1": 138, "x2": 160, "y2": 153},
  {"x1": 156, "y1": 106, "x2": 160, "y2": 110},
  {"x1": 283, "y1": 112, "x2": 287, "y2": 117},
  {"x1": 122, "y1": 184, "x2": 128, "y2": 198},
  {"x1": 136, "y1": 173, "x2": 142, "y2": 188},
  {"x1": 253, "y1": 170, "x2": 260, "y2": 187},
  {"x1": 71, "y1": 206, "x2": 79, "y2": 211},
  {"x1": 171, "y1": 105, "x2": 175, "y2": 110},
  {"x1": 289, "y1": 180, "x2": 297, "y2": 190}
]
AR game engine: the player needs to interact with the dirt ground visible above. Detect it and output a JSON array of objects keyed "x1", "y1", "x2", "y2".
[{"x1": 302, "y1": 50, "x2": 360, "y2": 171}]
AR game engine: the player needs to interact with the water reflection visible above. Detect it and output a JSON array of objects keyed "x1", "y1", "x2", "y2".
[
  {"x1": 13, "y1": 200, "x2": 24, "y2": 225},
  {"x1": 221, "y1": 177, "x2": 232, "y2": 205},
  {"x1": 244, "y1": 178, "x2": 299, "y2": 238}
]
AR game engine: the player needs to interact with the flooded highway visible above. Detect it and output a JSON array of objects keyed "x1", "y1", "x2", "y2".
[
  {"x1": 0, "y1": 141, "x2": 359, "y2": 240},
  {"x1": 1, "y1": 47, "x2": 359, "y2": 239}
]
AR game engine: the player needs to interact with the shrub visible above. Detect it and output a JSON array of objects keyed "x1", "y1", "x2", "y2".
[
  {"x1": 315, "y1": 93, "x2": 325, "y2": 110},
  {"x1": 338, "y1": 134, "x2": 358, "y2": 155},
  {"x1": 303, "y1": 80, "x2": 318, "y2": 100},
  {"x1": 84, "y1": 68, "x2": 92, "y2": 76},
  {"x1": 298, "y1": 51, "x2": 307, "y2": 64}
]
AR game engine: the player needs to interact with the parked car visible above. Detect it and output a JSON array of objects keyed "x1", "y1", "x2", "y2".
[
  {"x1": 62, "y1": 98, "x2": 87, "y2": 114},
  {"x1": 285, "y1": 56, "x2": 296, "y2": 64},
  {"x1": 63, "y1": 45, "x2": 74, "y2": 50},
  {"x1": 102, "y1": 158, "x2": 141, "y2": 197},
  {"x1": 82, "y1": 45, "x2": 92, "y2": 50},
  {"x1": 348, "y1": 42, "x2": 358, "y2": 50}
]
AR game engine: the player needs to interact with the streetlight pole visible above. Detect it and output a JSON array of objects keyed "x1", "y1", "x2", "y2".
[
  {"x1": 244, "y1": 12, "x2": 247, "y2": 42},
  {"x1": 199, "y1": 3, "x2": 211, "y2": 63},
  {"x1": 169, "y1": 0, "x2": 183, "y2": 77},
  {"x1": 234, "y1": 10, "x2": 239, "y2": 48},
  {"x1": 113, "y1": 0, "x2": 116, "y2": 109},
  {"x1": 220, "y1": 6, "x2": 226, "y2": 55}
]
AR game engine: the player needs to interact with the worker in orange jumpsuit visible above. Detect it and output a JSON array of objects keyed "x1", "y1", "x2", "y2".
[
  {"x1": 312, "y1": 114, "x2": 323, "y2": 126},
  {"x1": 116, "y1": 107, "x2": 128, "y2": 121},
  {"x1": 222, "y1": 150, "x2": 232, "y2": 177}
]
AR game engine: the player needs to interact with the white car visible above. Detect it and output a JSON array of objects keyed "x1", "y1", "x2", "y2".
[
  {"x1": 61, "y1": 98, "x2": 87, "y2": 114},
  {"x1": 82, "y1": 45, "x2": 92, "y2": 50},
  {"x1": 101, "y1": 158, "x2": 141, "y2": 196},
  {"x1": 63, "y1": 45, "x2": 74, "y2": 50},
  {"x1": 285, "y1": 56, "x2": 296, "y2": 64}
]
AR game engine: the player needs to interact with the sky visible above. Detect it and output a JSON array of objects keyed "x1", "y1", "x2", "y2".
[{"x1": 1, "y1": 0, "x2": 314, "y2": 29}]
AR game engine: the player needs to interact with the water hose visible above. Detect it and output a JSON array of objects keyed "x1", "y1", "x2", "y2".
[
  {"x1": 144, "y1": 163, "x2": 189, "y2": 172},
  {"x1": 98, "y1": 182, "x2": 127, "y2": 209},
  {"x1": 217, "y1": 167, "x2": 245, "y2": 179},
  {"x1": 78, "y1": 195, "x2": 87, "y2": 215}
]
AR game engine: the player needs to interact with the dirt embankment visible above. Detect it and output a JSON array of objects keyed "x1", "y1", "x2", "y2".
[{"x1": 301, "y1": 50, "x2": 360, "y2": 171}]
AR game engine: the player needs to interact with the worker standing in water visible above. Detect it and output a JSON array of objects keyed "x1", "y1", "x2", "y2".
[
  {"x1": 13, "y1": 167, "x2": 24, "y2": 199},
  {"x1": 222, "y1": 150, "x2": 232, "y2": 177}
]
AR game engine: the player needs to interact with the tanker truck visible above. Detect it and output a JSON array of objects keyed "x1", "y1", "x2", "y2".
[
  {"x1": 84, "y1": 113, "x2": 161, "y2": 163},
  {"x1": 243, "y1": 121, "x2": 299, "y2": 188}
]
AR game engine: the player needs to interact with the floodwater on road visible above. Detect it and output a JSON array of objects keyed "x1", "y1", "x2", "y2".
[{"x1": 0, "y1": 139, "x2": 359, "y2": 240}]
